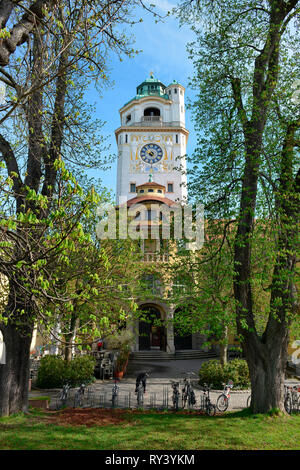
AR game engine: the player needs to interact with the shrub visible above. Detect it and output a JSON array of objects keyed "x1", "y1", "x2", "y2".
[
  {"x1": 198, "y1": 359, "x2": 250, "y2": 390},
  {"x1": 65, "y1": 356, "x2": 96, "y2": 387},
  {"x1": 36, "y1": 355, "x2": 96, "y2": 389},
  {"x1": 36, "y1": 355, "x2": 66, "y2": 389},
  {"x1": 105, "y1": 330, "x2": 134, "y2": 351}
]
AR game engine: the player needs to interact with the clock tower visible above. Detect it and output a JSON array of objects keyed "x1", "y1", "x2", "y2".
[{"x1": 115, "y1": 74, "x2": 189, "y2": 204}]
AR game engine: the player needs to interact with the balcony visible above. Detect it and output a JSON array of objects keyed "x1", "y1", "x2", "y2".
[
  {"x1": 140, "y1": 116, "x2": 163, "y2": 126},
  {"x1": 143, "y1": 252, "x2": 169, "y2": 263}
]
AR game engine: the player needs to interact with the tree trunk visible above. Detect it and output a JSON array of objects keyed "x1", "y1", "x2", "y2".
[
  {"x1": 63, "y1": 312, "x2": 77, "y2": 363},
  {"x1": 245, "y1": 328, "x2": 289, "y2": 413},
  {"x1": 219, "y1": 324, "x2": 228, "y2": 367},
  {"x1": 0, "y1": 323, "x2": 33, "y2": 416}
]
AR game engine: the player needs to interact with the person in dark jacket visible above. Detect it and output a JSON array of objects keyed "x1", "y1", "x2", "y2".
[{"x1": 135, "y1": 371, "x2": 149, "y2": 393}]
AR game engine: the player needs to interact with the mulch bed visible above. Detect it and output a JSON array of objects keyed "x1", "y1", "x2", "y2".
[
  {"x1": 42, "y1": 407, "x2": 223, "y2": 427},
  {"x1": 44, "y1": 408, "x2": 130, "y2": 427}
]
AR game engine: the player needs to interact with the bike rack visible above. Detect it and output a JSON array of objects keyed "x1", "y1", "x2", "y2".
[
  {"x1": 150, "y1": 392, "x2": 157, "y2": 408},
  {"x1": 162, "y1": 387, "x2": 169, "y2": 409}
]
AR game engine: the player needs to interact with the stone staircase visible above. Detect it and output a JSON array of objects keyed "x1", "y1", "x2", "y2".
[
  {"x1": 174, "y1": 350, "x2": 217, "y2": 360},
  {"x1": 129, "y1": 351, "x2": 172, "y2": 361},
  {"x1": 129, "y1": 349, "x2": 218, "y2": 362}
]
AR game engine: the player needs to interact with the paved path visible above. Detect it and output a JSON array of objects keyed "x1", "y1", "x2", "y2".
[{"x1": 28, "y1": 357, "x2": 300, "y2": 412}]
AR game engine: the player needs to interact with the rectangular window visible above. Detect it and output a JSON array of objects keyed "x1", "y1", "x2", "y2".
[
  {"x1": 167, "y1": 183, "x2": 174, "y2": 193},
  {"x1": 125, "y1": 134, "x2": 128, "y2": 143},
  {"x1": 175, "y1": 134, "x2": 179, "y2": 144},
  {"x1": 130, "y1": 183, "x2": 136, "y2": 193},
  {"x1": 174, "y1": 88, "x2": 177, "y2": 94}
]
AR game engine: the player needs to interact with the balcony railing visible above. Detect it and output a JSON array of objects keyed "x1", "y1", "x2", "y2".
[
  {"x1": 141, "y1": 116, "x2": 162, "y2": 122},
  {"x1": 143, "y1": 252, "x2": 169, "y2": 263}
]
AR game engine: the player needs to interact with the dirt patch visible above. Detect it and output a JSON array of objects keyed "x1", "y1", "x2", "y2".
[{"x1": 44, "y1": 408, "x2": 130, "y2": 427}]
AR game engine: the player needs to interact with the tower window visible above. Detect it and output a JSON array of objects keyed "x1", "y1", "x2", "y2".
[
  {"x1": 167, "y1": 183, "x2": 174, "y2": 193},
  {"x1": 125, "y1": 134, "x2": 128, "y2": 143},
  {"x1": 174, "y1": 88, "x2": 177, "y2": 94},
  {"x1": 158, "y1": 189, "x2": 162, "y2": 194},
  {"x1": 148, "y1": 189, "x2": 154, "y2": 193},
  {"x1": 175, "y1": 134, "x2": 179, "y2": 144},
  {"x1": 130, "y1": 183, "x2": 136, "y2": 193},
  {"x1": 144, "y1": 107, "x2": 160, "y2": 117},
  {"x1": 126, "y1": 114, "x2": 131, "y2": 123}
]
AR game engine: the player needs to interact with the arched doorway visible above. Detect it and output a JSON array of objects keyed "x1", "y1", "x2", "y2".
[
  {"x1": 138, "y1": 305, "x2": 166, "y2": 351},
  {"x1": 174, "y1": 307, "x2": 193, "y2": 350}
]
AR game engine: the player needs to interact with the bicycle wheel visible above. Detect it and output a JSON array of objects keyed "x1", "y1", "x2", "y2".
[
  {"x1": 216, "y1": 394, "x2": 228, "y2": 412},
  {"x1": 284, "y1": 396, "x2": 292, "y2": 415},
  {"x1": 137, "y1": 391, "x2": 143, "y2": 407},
  {"x1": 247, "y1": 394, "x2": 251, "y2": 408},
  {"x1": 206, "y1": 404, "x2": 216, "y2": 416},
  {"x1": 173, "y1": 396, "x2": 179, "y2": 411}
]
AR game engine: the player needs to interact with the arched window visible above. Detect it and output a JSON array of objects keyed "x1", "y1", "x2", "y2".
[{"x1": 144, "y1": 107, "x2": 160, "y2": 117}]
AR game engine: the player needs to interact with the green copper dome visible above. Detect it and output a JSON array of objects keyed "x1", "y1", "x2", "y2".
[
  {"x1": 136, "y1": 74, "x2": 168, "y2": 97},
  {"x1": 123, "y1": 74, "x2": 170, "y2": 107}
]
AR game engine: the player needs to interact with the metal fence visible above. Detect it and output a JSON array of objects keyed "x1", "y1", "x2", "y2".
[{"x1": 53, "y1": 385, "x2": 228, "y2": 412}]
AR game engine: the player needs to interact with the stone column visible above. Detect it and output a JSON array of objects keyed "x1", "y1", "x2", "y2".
[{"x1": 166, "y1": 306, "x2": 175, "y2": 354}]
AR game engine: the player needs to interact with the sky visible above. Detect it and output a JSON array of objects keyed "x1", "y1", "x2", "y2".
[{"x1": 85, "y1": 1, "x2": 198, "y2": 199}]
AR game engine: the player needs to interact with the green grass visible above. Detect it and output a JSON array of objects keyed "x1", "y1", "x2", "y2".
[{"x1": 0, "y1": 409, "x2": 299, "y2": 450}]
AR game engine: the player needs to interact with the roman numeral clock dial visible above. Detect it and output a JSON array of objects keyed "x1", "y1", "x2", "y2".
[{"x1": 140, "y1": 143, "x2": 163, "y2": 164}]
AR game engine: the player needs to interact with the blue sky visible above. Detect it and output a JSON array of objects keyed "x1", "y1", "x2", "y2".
[{"x1": 85, "y1": 1, "x2": 197, "y2": 199}]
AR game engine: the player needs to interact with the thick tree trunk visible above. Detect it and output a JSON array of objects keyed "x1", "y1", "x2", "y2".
[
  {"x1": 245, "y1": 327, "x2": 289, "y2": 413},
  {"x1": 0, "y1": 323, "x2": 33, "y2": 416}
]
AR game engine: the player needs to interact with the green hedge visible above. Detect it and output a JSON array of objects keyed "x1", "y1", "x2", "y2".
[
  {"x1": 36, "y1": 355, "x2": 96, "y2": 389},
  {"x1": 198, "y1": 359, "x2": 250, "y2": 390}
]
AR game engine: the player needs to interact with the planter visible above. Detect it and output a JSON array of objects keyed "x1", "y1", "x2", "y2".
[
  {"x1": 114, "y1": 370, "x2": 124, "y2": 379},
  {"x1": 29, "y1": 397, "x2": 50, "y2": 410}
]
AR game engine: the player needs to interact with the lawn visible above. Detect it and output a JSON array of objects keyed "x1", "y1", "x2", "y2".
[{"x1": 0, "y1": 408, "x2": 299, "y2": 450}]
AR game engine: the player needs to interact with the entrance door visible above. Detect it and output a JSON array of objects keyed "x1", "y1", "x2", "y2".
[
  {"x1": 138, "y1": 306, "x2": 165, "y2": 351},
  {"x1": 139, "y1": 318, "x2": 151, "y2": 350},
  {"x1": 151, "y1": 326, "x2": 161, "y2": 348}
]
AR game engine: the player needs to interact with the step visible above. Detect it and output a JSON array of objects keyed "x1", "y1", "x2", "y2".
[
  {"x1": 175, "y1": 350, "x2": 217, "y2": 360},
  {"x1": 129, "y1": 350, "x2": 218, "y2": 361},
  {"x1": 129, "y1": 351, "x2": 172, "y2": 361}
]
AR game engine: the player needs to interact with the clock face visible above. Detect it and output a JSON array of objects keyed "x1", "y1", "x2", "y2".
[{"x1": 140, "y1": 143, "x2": 163, "y2": 164}]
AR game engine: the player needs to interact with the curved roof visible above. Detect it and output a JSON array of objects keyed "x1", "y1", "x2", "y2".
[
  {"x1": 126, "y1": 195, "x2": 178, "y2": 207},
  {"x1": 136, "y1": 182, "x2": 165, "y2": 190}
]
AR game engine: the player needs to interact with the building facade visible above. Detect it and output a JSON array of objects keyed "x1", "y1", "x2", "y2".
[{"x1": 115, "y1": 75, "x2": 207, "y2": 355}]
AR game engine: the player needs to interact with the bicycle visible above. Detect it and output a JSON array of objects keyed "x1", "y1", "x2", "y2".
[
  {"x1": 136, "y1": 381, "x2": 145, "y2": 407},
  {"x1": 111, "y1": 378, "x2": 119, "y2": 408},
  {"x1": 284, "y1": 384, "x2": 300, "y2": 414},
  {"x1": 74, "y1": 383, "x2": 86, "y2": 408},
  {"x1": 181, "y1": 372, "x2": 197, "y2": 409},
  {"x1": 216, "y1": 380, "x2": 233, "y2": 412},
  {"x1": 171, "y1": 381, "x2": 180, "y2": 411},
  {"x1": 200, "y1": 383, "x2": 216, "y2": 416},
  {"x1": 57, "y1": 382, "x2": 71, "y2": 409}
]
